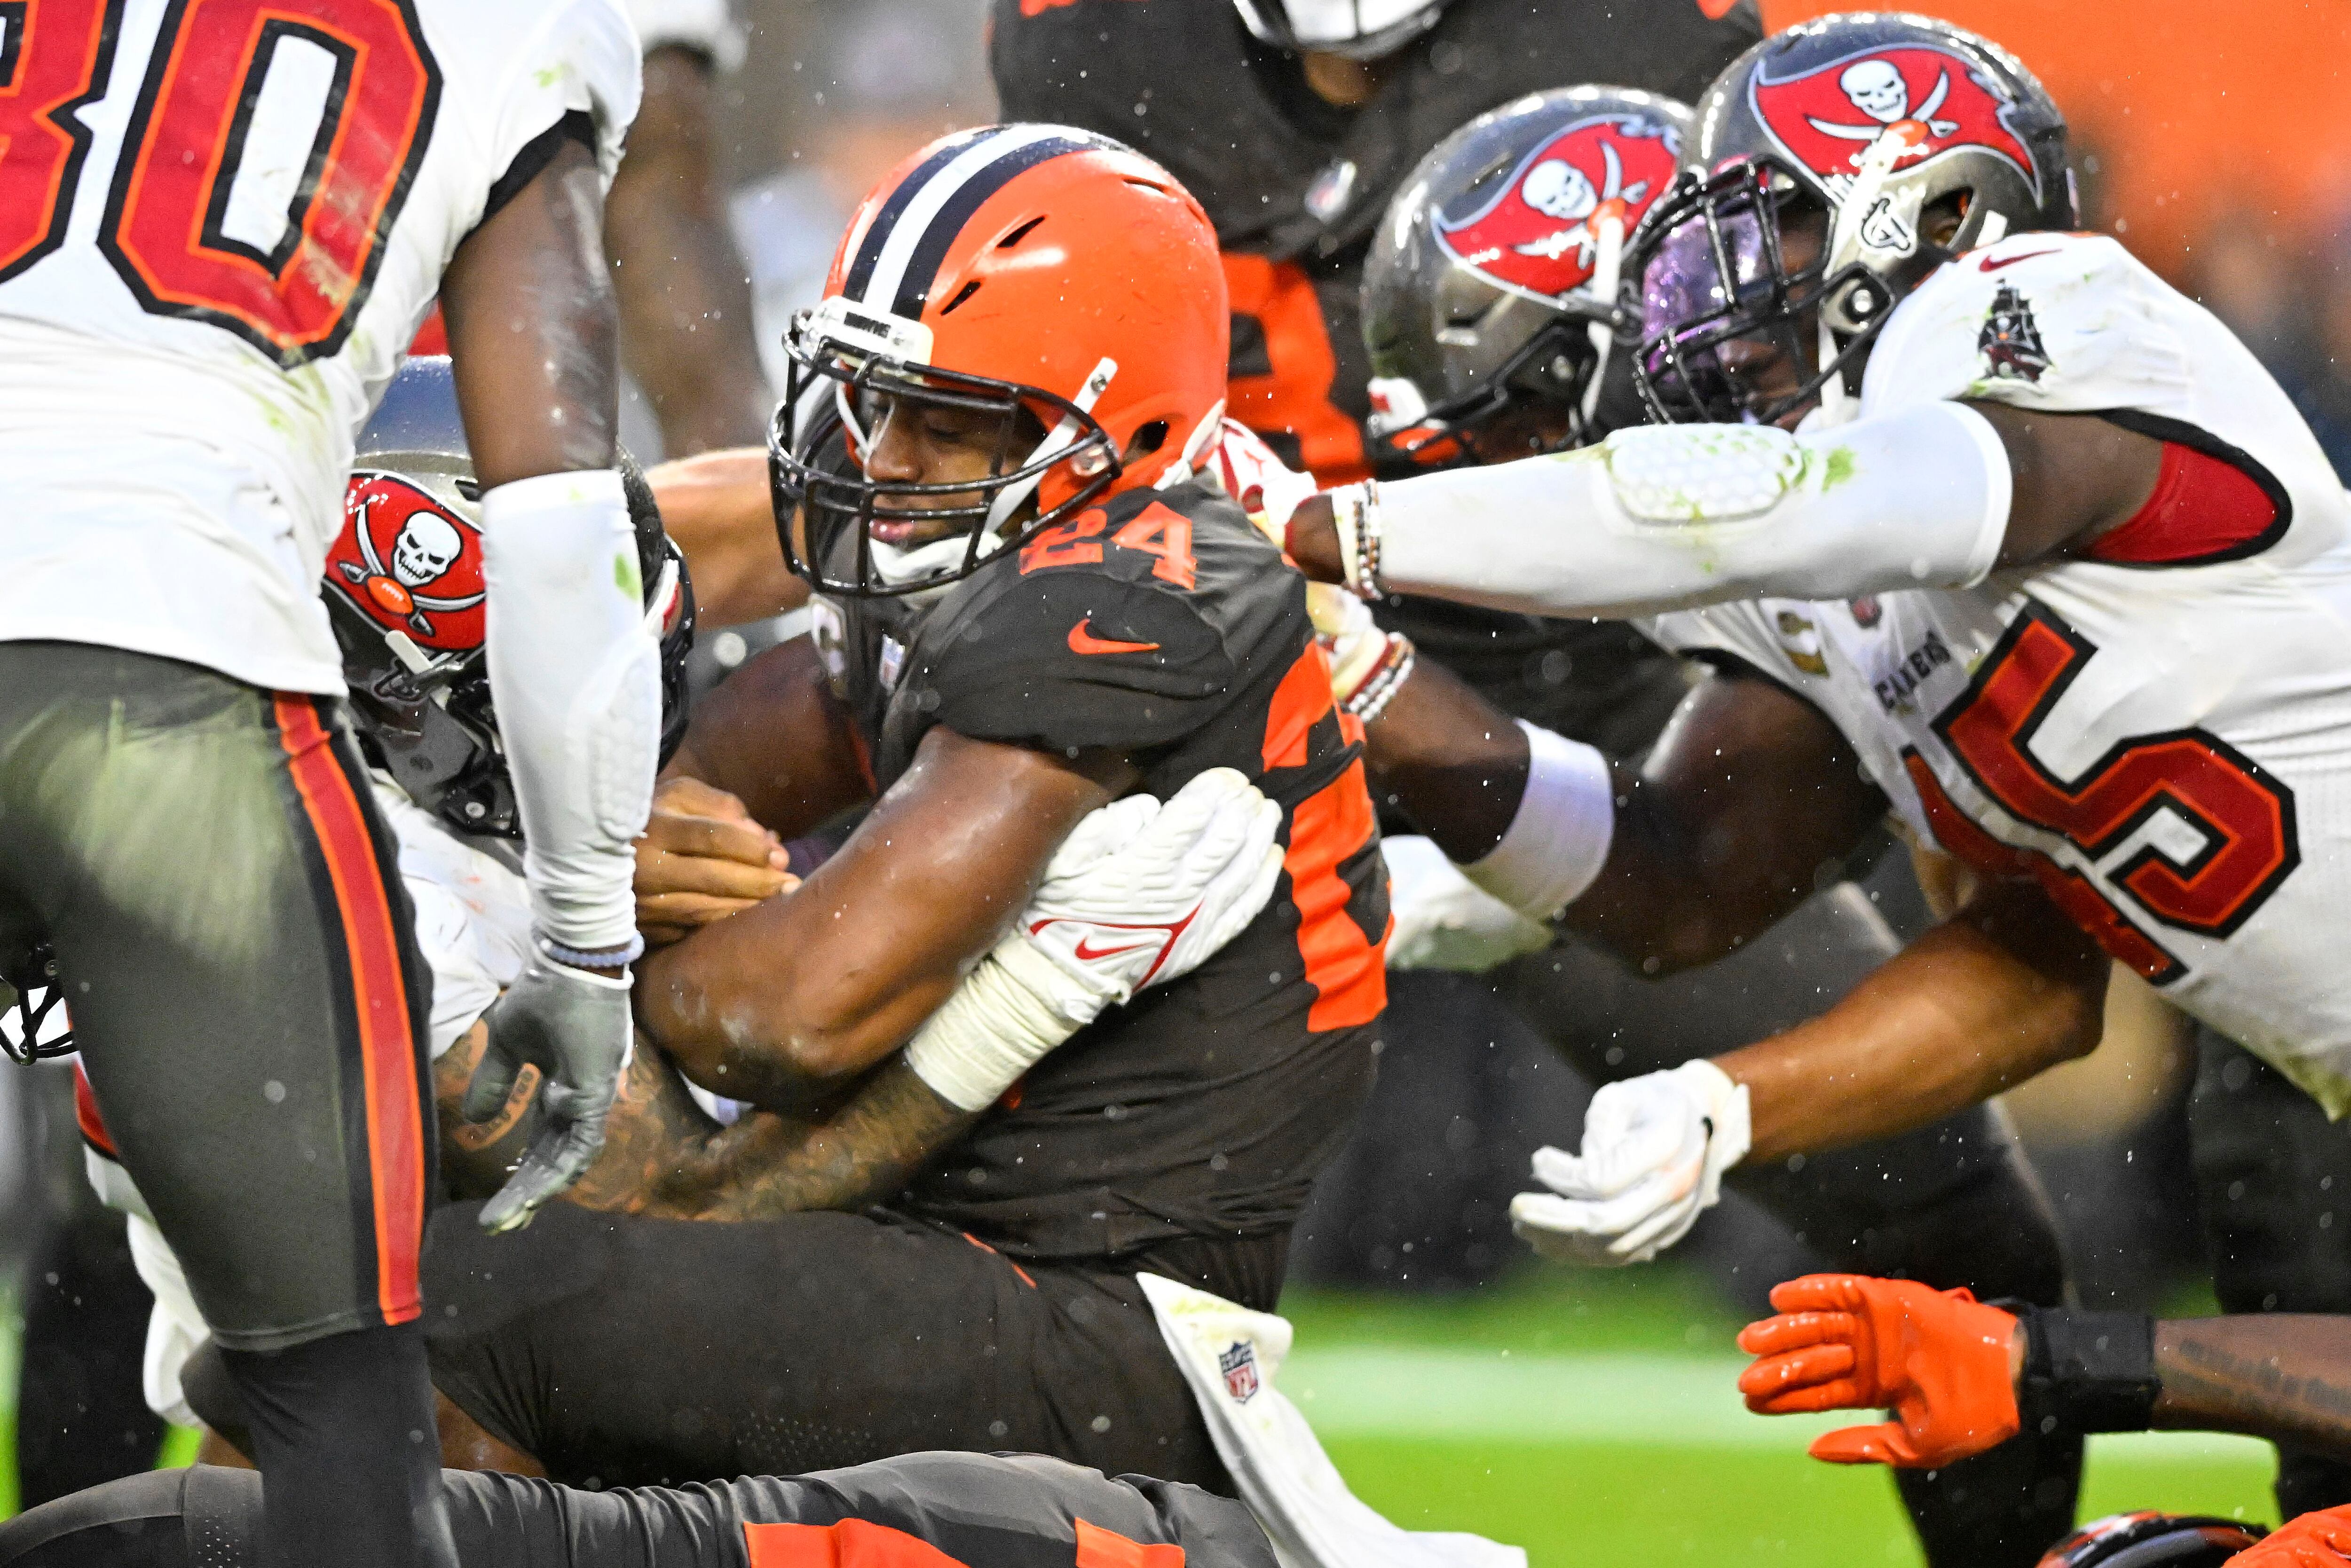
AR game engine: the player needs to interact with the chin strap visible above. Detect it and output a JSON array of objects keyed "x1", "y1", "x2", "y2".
[
  {"x1": 1580, "y1": 209, "x2": 1626, "y2": 429},
  {"x1": 981, "y1": 357, "x2": 1119, "y2": 537}
]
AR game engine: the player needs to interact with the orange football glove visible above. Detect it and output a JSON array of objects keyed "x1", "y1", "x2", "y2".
[
  {"x1": 2231, "y1": 1506, "x2": 2351, "y2": 1567},
  {"x1": 1736, "y1": 1273, "x2": 2022, "y2": 1468}
]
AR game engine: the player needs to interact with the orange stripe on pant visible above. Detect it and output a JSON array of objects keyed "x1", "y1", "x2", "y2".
[
  {"x1": 742, "y1": 1517, "x2": 1186, "y2": 1568},
  {"x1": 273, "y1": 695, "x2": 425, "y2": 1323}
]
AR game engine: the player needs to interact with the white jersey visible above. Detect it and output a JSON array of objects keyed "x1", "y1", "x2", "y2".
[
  {"x1": 0, "y1": 0, "x2": 640, "y2": 693},
  {"x1": 1650, "y1": 231, "x2": 2351, "y2": 1114}
]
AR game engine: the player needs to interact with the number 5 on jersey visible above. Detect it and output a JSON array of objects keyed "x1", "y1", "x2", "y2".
[{"x1": 0, "y1": 0, "x2": 438, "y2": 364}]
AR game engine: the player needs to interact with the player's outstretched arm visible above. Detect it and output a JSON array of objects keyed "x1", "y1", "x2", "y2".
[
  {"x1": 1358, "y1": 647, "x2": 1888, "y2": 975},
  {"x1": 1280, "y1": 401, "x2": 2161, "y2": 619},
  {"x1": 1737, "y1": 1274, "x2": 2351, "y2": 1468},
  {"x1": 439, "y1": 138, "x2": 658, "y2": 1231},
  {"x1": 644, "y1": 448, "x2": 808, "y2": 628},
  {"x1": 606, "y1": 49, "x2": 769, "y2": 457}
]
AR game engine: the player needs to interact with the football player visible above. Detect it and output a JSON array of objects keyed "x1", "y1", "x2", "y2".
[
  {"x1": 0, "y1": 1450, "x2": 1275, "y2": 1568},
  {"x1": 395, "y1": 126, "x2": 1391, "y2": 1493},
  {"x1": 1302, "y1": 82, "x2": 2082, "y2": 1560},
  {"x1": 73, "y1": 357, "x2": 1289, "y2": 1459},
  {"x1": 0, "y1": 0, "x2": 658, "y2": 1558},
  {"x1": 1275, "y1": 10, "x2": 2351, "y2": 1523}
]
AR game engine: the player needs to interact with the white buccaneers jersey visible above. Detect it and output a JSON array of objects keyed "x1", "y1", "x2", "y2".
[
  {"x1": 1650, "y1": 231, "x2": 2351, "y2": 1114},
  {"x1": 0, "y1": 0, "x2": 639, "y2": 693}
]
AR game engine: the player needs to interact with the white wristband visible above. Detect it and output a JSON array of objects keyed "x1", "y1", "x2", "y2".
[
  {"x1": 481, "y1": 470, "x2": 660, "y2": 953},
  {"x1": 1462, "y1": 721, "x2": 1616, "y2": 921},
  {"x1": 903, "y1": 935, "x2": 1085, "y2": 1113}
]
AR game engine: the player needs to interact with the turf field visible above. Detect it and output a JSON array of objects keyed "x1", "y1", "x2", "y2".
[{"x1": 0, "y1": 1266, "x2": 2280, "y2": 1559}]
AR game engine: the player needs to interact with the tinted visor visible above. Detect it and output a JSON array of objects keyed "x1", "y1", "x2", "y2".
[{"x1": 1629, "y1": 160, "x2": 1849, "y2": 425}]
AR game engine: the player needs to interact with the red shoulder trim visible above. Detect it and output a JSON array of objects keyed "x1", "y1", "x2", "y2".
[
  {"x1": 2085, "y1": 416, "x2": 2289, "y2": 567},
  {"x1": 74, "y1": 1063, "x2": 118, "y2": 1159}
]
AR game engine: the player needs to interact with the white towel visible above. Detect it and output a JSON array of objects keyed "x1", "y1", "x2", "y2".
[{"x1": 1137, "y1": 1273, "x2": 1527, "y2": 1568}]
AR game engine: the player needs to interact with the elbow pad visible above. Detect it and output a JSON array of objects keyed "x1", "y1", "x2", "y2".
[
  {"x1": 1372, "y1": 401, "x2": 2012, "y2": 619},
  {"x1": 1461, "y1": 721, "x2": 1616, "y2": 920},
  {"x1": 481, "y1": 471, "x2": 661, "y2": 956}
]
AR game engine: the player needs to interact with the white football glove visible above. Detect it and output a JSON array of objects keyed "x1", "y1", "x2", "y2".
[
  {"x1": 1508, "y1": 1059, "x2": 1751, "y2": 1266},
  {"x1": 1381, "y1": 835, "x2": 1552, "y2": 973},
  {"x1": 1210, "y1": 418, "x2": 1322, "y2": 544},
  {"x1": 904, "y1": 768, "x2": 1285, "y2": 1111}
]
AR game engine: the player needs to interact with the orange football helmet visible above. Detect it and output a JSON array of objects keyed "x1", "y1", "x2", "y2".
[{"x1": 770, "y1": 125, "x2": 1230, "y2": 596}]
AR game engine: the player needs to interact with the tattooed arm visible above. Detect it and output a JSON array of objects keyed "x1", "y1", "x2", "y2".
[
  {"x1": 435, "y1": 1022, "x2": 970, "y2": 1219},
  {"x1": 2153, "y1": 1316, "x2": 2351, "y2": 1461}
]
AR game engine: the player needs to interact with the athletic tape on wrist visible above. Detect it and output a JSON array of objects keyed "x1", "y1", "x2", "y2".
[
  {"x1": 903, "y1": 934, "x2": 1083, "y2": 1113},
  {"x1": 1462, "y1": 721, "x2": 1615, "y2": 920},
  {"x1": 2012, "y1": 1306, "x2": 2160, "y2": 1434}
]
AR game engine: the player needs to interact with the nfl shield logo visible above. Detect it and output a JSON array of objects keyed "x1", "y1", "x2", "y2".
[{"x1": 1218, "y1": 1340, "x2": 1260, "y2": 1403}]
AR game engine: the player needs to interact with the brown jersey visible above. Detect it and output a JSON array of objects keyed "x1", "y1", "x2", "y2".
[{"x1": 817, "y1": 478, "x2": 1389, "y2": 1260}]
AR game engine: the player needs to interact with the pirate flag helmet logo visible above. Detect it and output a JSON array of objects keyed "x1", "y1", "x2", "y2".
[
  {"x1": 1433, "y1": 114, "x2": 1681, "y2": 303},
  {"x1": 327, "y1": 472, "x2": 487, "y2": 651},
  {"x1": 1626, "y1": 14, "x2": 2070, "y2": 426},
  {"x1": 1748, "y1": 45, "x2": 2040, "y2": 205}
]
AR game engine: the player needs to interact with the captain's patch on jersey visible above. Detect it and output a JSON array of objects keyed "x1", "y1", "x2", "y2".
[{"x1": 1978, "y1": 282, "x2": 2051, "y2": 383}]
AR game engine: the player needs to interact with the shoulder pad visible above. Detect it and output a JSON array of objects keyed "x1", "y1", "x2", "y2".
[{"x1": 1861, "y1": 232, "x2": 2191, "y2": 419}]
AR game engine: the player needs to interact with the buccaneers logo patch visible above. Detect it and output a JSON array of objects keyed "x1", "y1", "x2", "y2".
[
  {"x1": 1748, "y1": 46, "x2": 2037, "y2": 204},
  {"x1": 1979, "y1": 282, "x2": 2050, "y2": 382},
  {"x1": 328, "y1": 472, "x2": 487, "y2": 650},
  {"x1": 1433, "y1": 116, "x2": 1680, "y2": 301}
]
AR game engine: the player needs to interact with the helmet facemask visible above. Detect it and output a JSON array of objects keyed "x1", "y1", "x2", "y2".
[{"x1": 772, "y1": 296, "x2": 1124, "y2": 599}]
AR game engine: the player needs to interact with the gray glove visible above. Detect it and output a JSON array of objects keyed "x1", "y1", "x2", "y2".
[{"x1": 462, "y1": 945, "x2": 633, "y2": 1232}]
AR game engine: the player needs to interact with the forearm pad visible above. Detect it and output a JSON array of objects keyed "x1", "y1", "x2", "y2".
[
  {"x1": 1373, "y1": 401, "x2": 2012, "y2": 619},
  {"x1": 1461, "y1": 721, "x2": 1616, "y2": 920},
  {"x1": 481, "y1": 471, "x2": 661, "y2": 953},
  {"x1": 2012, "y1": 1305, "x2": 2161, "y2": 1434},
  {"x1": 901, "y1": 935, "x2": 1084, "y2": 1113}
]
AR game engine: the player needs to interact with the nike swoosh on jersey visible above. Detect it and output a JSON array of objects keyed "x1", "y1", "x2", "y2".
[
  {"x1": 1068, "y1": 618, "x2": 1161, "y2": 655},
  {"x1": 1073, "y1": 934, "x2": 1170, "y2": 961},
  {"x1": 1976, "y1": 247, "x2": 2064, "y2": 272}
]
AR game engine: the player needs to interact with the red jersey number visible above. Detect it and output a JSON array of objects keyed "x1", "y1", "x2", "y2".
[
  {"x1": 1910, "y1": 599, "x2": 2299, "y2": 980},
  {"x1": 0, "y1": 0, "x2": 122, "y2": 282},
  {"x1": 0, "y1": 0, "x2": 439, "y2": 365}
]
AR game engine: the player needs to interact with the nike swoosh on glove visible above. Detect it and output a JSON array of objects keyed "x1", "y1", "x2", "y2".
[
  {"x1": 1508, "y1": 1059, "x2": 1750, "y2": 1265},
  {"x1": 1734, "y1": 1273, "x2": 2021, "y2": 1469},
  {"x1": 462, "y1": 945, "x2": 634, "y2": 1232},
  {"x1": 1020, "y1": 765, "x2": 1285, "y2": 1020}
]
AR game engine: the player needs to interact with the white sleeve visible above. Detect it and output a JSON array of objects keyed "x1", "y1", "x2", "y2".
[
  {"x1": 1365, "y1": 400, "x2": 2010, "y2": 621},
  {"x1": 486, "y1": 0, "x2": 643, "y2": 188},
  {"x1": 481, "y1": 472, "x2": 662, "y2": 956}
]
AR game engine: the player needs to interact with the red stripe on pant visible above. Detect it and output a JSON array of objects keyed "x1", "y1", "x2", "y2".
[
  {"x1": 273, "y1": 695, "x2": 426, "y2": 1324},
  {"x1": 73, "y1": 1062, "x2": 118, "y2": 1158}
]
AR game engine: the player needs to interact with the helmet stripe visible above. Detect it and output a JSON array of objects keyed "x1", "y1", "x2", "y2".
[
  {"x1": 839, "y1": 128, "x2": 991, "y2": 306},
  {"x1": 852, "y1": 126, "x2": 1111, "y2": 320}
]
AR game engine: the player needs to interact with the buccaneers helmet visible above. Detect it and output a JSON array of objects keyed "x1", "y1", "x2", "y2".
[
  {"x1": 328, "y1": 357, "x2": 696, "y2": 838},
  {"x1": 1362, "y1": 86, "x2": 1688, "y2": 463},
  {"x1": 1230, "y1": 0, "x2": 1453, "y2": 60},
  {"x1": 2035, "y1": 1513, "x2": 2264, "y2": 1568},
  {"x1": 1630, "y1": 11, "x2": 2071, "y2": 425},
  {"x1": 770, "y1": 125, "x2": 1228, "y2": 598}
]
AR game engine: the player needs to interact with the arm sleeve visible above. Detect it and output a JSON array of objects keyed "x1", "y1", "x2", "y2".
[{"x1": 914, "y1": 572, "x2": 1241, "y2": 756}]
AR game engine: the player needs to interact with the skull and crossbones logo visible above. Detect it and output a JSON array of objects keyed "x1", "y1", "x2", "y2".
[
  {"x1": 1807, "y1": 58, "x2": 1960, "y2": 167},
  {"x1": 336, "y1": 476, "x2": 487, "y2": 639},
  {"x1": 390, "y1": 512, "x2": 462, "y2": 588},
  {"x1": 1512, "y1": 140, "x2": 1648, "y2": 268}
]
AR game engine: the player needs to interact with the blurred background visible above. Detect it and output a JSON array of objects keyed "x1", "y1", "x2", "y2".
[{"x1": 8, "y1": 0, "x2": 2351, "y2": 1557}]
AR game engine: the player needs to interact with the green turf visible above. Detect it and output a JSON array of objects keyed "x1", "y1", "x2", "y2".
[{"x1": 0, "y1": 1265, "x2": 2283, "y2": 1558}]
